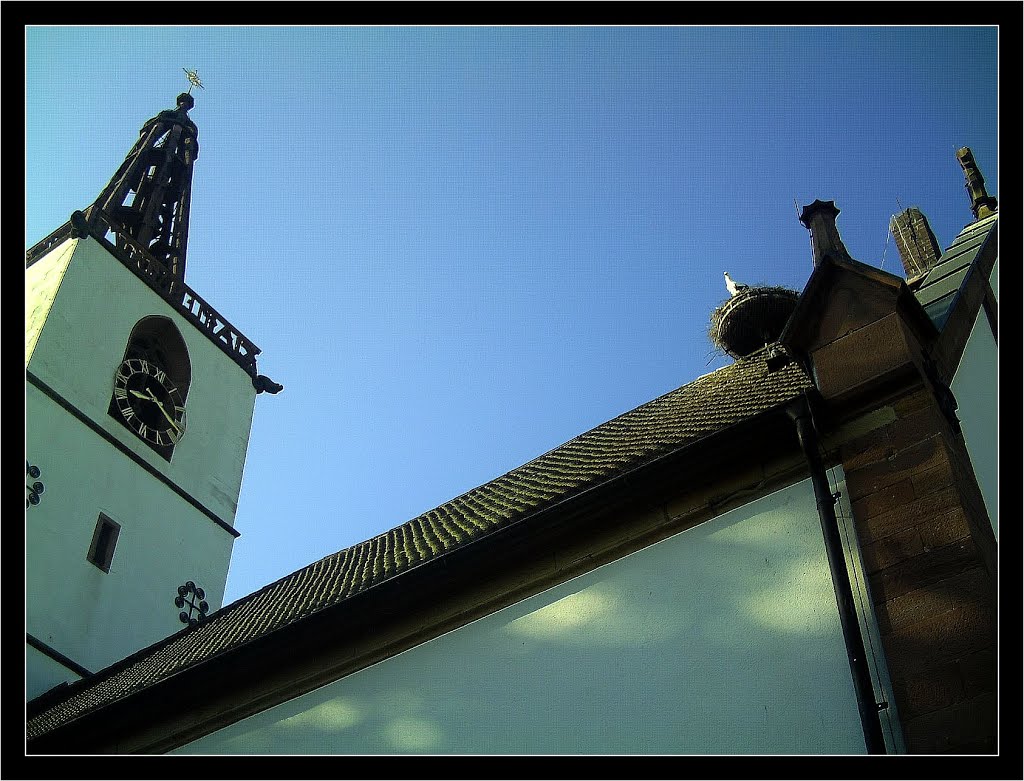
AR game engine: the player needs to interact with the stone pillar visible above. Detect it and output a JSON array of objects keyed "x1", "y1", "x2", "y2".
[
  {"x1": 782, "y1": 207, "x2": 998, "y2": 753},
  {"x1": 838, "y1": 384, "x2": 997, "y2": 753}
]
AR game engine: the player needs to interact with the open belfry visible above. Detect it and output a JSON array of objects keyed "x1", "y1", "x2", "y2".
[{"x1": 26, "y1": 77, "x2": 996, "y2": 755}]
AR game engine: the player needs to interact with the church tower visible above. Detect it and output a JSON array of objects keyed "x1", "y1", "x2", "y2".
[{"x1": 25, "y1": 87, "x2": 278, "y2": 700}]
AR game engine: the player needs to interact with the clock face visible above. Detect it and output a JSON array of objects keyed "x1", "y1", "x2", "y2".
[{"x1": 112, "y1": 358, "x2": 187, "y2": 448}]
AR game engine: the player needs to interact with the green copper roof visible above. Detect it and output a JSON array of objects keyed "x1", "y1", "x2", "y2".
[
  {"x1": 914, "y1": 211, "x2": 998, "y2": 329},
  {"x1": 28, "y1": 346, "x2": 813, "y2": 741}
]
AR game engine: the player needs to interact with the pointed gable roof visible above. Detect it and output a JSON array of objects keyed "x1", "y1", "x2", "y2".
[{"x1": 779, "y1": 250, "x2": 938, "y2": 361}]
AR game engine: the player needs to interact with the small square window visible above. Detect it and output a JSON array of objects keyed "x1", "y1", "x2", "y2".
[{"x1": 87, "y1": 514, "x2": 121, "y2": 573}]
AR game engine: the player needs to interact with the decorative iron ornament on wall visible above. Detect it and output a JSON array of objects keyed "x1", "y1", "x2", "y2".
[
  {"x1": 26, "y1": 462, "x2": 45, "y2": 508},
  {"x1": 175, "y1": 581, "x2": 209, "y2": 627}
]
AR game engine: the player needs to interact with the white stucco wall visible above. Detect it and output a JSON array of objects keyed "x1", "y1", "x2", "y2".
[
  {"x1": 949, "y1": 261, "x2": 998, "y2": 536},
  {"x1": 26, "y1": 386, "x2": 236, "y2": 697},
  {"x1": 26, "y1": 238, "x2": 76, "y2": 364},
  {"x1": 26, "y1": 237, "x2": 258, "y2": 522},
  {"x1": 26, "y1": 645, "x2": 82, "y2": 701},
  {"x1": 177, "y1": 477, "x2": 878, "y2": 755},
  {"x1": 25, "y1": 237, "x2": 258, "y2": 698}
]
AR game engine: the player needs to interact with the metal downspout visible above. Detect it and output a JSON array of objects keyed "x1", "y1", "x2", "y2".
[{"x1": 788, "y1": 393, "x2": 887, "y2": 755}]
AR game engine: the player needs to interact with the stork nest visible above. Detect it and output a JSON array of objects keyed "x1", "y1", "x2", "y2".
[{"x1": 708, "y1": 285, "x2": 800, "y2": 358}]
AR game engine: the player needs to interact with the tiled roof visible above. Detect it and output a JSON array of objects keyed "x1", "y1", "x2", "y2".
[
  {"x1": 914, "y1": 211, "x2": 998, "y2": 328},
  {"x1": 27, "y1": 346, "x2": 813, "y2": 740}
]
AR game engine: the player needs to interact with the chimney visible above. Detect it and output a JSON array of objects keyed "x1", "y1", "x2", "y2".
[
  {"x1": 957, "y1": 147, "x2": 998, "y2": 220},
  {"x1": 890, "y1": 207, "x2": 942, "y2": 280},
  {"x1": 799, "y1": 199, "x2": 853, "y2": 266}
]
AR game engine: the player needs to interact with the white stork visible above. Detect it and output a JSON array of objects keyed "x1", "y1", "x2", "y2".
[{"x1": 724, "y1": 272, "x2": 749, "y2": 297}]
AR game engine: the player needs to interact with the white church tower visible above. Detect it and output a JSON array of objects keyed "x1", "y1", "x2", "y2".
[{"x1": 25, "y1": 86, "x2": 280, "y2": 700}]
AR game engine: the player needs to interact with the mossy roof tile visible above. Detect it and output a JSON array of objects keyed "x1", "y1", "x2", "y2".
[{"x1": 27, "y1": 346, "x2": 813, "y2": 741}]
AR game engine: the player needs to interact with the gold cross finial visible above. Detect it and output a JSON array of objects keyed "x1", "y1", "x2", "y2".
[{"x1": 183, "y1": 68, "x2": 204, "y2": 94}]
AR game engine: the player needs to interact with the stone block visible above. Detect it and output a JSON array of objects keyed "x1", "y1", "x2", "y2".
[
  {"x1": 902, "y1": 692, "x2": 997, "y2": 754},
  {"x1": 956, "y1": 647, "x2": 996, "y2": 697},
  {"x1": 839, "y1": 425, "x2": 892, "y2": 472},
  {"x1": 861, "y1": 525, "x2": 925, "y2": 573},
  {"x1": 917, "y1": 507, "x2": 973, "y2": 550},
  {"x1": 867, "y1": 537, "x2": 978, "y2": 603},
  {"x1": 891, "y1": 388, "x2": 933, "y2": 417},
  {"x1": 910, "y1": 460, "x2": 957, "y2": 500},
  {"x1": 851, "y1": 478, "x2": 916, "y2": 526},
  {"x1": 873, "y1": 579, "x2": 952, "y2": 636},
  {"x1": 885, "y1": 404, "x2": 948, "y2": 453},
  {"x1": 857, "y1": 486, "x2": 958, "y2": 543},
  {"x1": 812, "y1": 314, "x2": 918, "y2": 402},
  {"x1": 846, "y1": 435, "x2": 946, "y2": 501},
  {"x1": 890, "y1": 658, "x2": 964, "y2": 719},
  {"x1": 881, "y1": 583, "x2": 995, "y2": 668}
]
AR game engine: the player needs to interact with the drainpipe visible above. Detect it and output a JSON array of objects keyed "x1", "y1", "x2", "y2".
[{"x1": 788, "y1": 394, "x2": 887, "y2": 754}]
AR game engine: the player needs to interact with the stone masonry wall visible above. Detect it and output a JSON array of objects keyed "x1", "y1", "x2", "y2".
[{"x1": 840, "y1": 386, "x2": 997, "y2": 753}]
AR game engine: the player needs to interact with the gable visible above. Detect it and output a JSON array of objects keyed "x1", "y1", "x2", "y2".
[
  {"x1": 780, "y1": 254, "x2": 934, "y2": 358},
  {"x1": 798, "y1": 269, "x2": 902, "y2": 353}
]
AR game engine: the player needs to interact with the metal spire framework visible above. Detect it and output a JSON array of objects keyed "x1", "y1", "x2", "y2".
[
  {"x1": 87, "y1": 88, "x2": 200, "y2": 280},
  {"x1": 26, "y1": 74, "x2": 262, "y2": 377}
]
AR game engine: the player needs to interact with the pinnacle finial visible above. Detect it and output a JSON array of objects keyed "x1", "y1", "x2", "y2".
[
  {"x1": 956, "y1": 147, "x2": 997, "y2": 220},
  {"x1": 798, "y1": 199, "x2": 853, "y2": 267}
]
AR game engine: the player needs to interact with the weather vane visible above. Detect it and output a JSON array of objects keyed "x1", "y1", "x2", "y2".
[{"x1": 183, "y1": 68, "x2": 204, "y2": 94}]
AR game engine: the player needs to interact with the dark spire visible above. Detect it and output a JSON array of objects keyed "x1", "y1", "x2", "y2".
[
  {"x1": 85, "y1": 92, "x2": 200, "y2": 280},
  {"x1": 956, "y1": 147, "x2": 997, "y2": 220}
]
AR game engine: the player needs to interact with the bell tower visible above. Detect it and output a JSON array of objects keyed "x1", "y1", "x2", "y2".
[{"x1": 25, "y1": 83, "x2": 280, "y2": 701}]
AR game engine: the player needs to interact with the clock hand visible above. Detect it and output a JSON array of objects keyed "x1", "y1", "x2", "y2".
[
  {"x1": 157, "y1": 401, "x2": 184, "y2": 434},
  {"x1": 129, "y1": 389, "x2": 151, "y2": 400},
  {"x1": 145, "y1": 388, "x2": 184, "y2": 433}
]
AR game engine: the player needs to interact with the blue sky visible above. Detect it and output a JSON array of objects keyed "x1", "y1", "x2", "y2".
[{"x1": 25, "y1": 26, "x2": 998, "y2": 604}]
